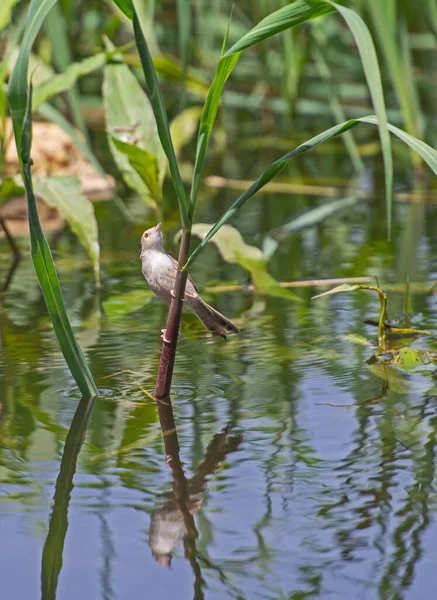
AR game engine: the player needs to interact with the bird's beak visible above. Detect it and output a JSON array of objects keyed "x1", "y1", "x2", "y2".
[{"x1": 154, "y1": 222, "x2": 162, "y2": 233}]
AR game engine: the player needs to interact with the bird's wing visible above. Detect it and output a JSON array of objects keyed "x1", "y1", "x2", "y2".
[{"x1": 167, "y1": 252, "x2": 198, "y2": 295}]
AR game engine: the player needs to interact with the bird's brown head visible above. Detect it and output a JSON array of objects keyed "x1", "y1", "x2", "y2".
[{"x1": 140, "y1": 223, "x2": 164, "y2": 256}]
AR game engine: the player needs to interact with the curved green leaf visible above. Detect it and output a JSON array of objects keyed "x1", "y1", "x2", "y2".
[
  {"x1": 189, "y1": 0, "x2": 392, "y2": 233},
  {"x1": 263, "y1": 197, "x2": 359, "y2": 260},
  {"x1": 132, "y1": 6, "x2": 189, "y2": 226},
  {"x1": 327, "y1": 1, "x2": 393, "y2": 237},
  {"x1": 185, "y1": 116, "x2": 437, "y2": 269},
  {"x1": 7, "y1": 0, "x2": 57, "y2": 151},
  {"x1": 7, "y1": 0, "x2": 98, "y2": 398},
  {"x1": 223, "y1": 1, "x2": 334, "y2": 55},
  {"x1": 191, "y1": 223, "x2": 300, "y2": 300}
]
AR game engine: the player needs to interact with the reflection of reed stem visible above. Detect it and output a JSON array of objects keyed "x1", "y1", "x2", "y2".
[{"x1": 155, "y1": 397, "x2": 204, "y2": 598}]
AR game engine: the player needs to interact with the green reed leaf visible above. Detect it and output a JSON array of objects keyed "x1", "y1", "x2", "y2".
[
  {"x1": 132, "y1": 4, "x2": 189, "y2": 227},
  {"x1": 7, "y1": 0, "x2": 98, "y2": 398},
  {"x1": 185, "y1": 116, "x2": 436, "y2": 269}
]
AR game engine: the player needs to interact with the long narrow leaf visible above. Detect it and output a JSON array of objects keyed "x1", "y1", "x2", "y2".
[
  {"x1": 223, "y1": 1, "x2": 334, "y2": 55},
  {"x1": 360, "y1": 116, "x2": 437, "y2": 175},
  {"x1": 184, "y1": 116, "x2": 437, "y2": 268},
  {"x1": 189, "y1": 53, "x2": 240, "y2": 218},
  {"x1": 131, "y1": 5, "x2": 189, "y2": 227},
  {"x1": 189, "y1": 0, "x2": 335, "y2": 220},
  {"x1": 326, "y1": 1, "x2": 393, "y2": 237},
  {"x1": 7, "y1": 0, "x2": 98, "y2": 398},
  {"x1": 22, "y1": 91, "x2": 98, "y2": 397},
  {"x1": 7, "y1": 0, "x2": 57, "y2": 151}
]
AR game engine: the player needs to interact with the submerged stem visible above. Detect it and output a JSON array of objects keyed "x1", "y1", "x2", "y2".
[{"x1": 155, "y1": 229, "x2": 191, "y2": 400}]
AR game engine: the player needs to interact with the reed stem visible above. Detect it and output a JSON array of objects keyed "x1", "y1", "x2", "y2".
[{"x1": 154, "y1": 229, "x2": 191, "y2": 401}]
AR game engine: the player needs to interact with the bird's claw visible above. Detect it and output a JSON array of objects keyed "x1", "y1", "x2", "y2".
[
  {"x1": 170, "y1": 289, "x2": 185, "y2": 302},
  {"x1": 161, "y1": 328, "x2": 171, "y2": 344},
  {"x1": 170, "y1": 289, "x2": 196, "y2": 302}
]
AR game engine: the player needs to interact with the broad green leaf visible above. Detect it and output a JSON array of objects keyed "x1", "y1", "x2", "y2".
[
  {"x1": 103, "y1": 55, "x2": 163, "y2": 209},
  {"x1": 0, "y1": 0, "x2": 20, "y2": 30},
  {"x1": 264, "y1": 197, "x2": 359, "y2": 260},
  {"x1": 132, "y1": 4, "x2": 189, "y2": 227},
  {"x1": 103, "y1": 289, "x2": 154, "y2": 317},
  {"x1": 191, "y1": 223, "x2": 299, "y2": 300},
  {"x1": 33, "y1": 176, "x2": 100, "y2": 286},
  {"x1": 38, "y1": 102, "x2": 134, "y2": 222},
  {"x1": 33, "y1": 52, "x2": 107, "y2": 110},
  {"x1": 7, "y1": 0, "x2": 57, "y2": 152},
  {"x1": 375, "y1": 347, "x2": 433, "y2": 371},
  {"x1": 112, "y1": 136, "x2": 161, "y2": 202}
]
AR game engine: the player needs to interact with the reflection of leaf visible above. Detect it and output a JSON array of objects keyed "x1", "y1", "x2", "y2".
[
  {"x1": 103, "y1": 289, "x2": 154, "y2": 317},
  {"x1": 111, "y1": 136, "x2": 161, "y2": 202},
  {"x1": 264, "y1": 197, "x2": 359, "y2": 260},
  {"x1": 191, "y1": 223, "x2": 299, "y2": 300},
  {"x1": 342, "y1": 333, "x2": 372, "y2": 347},
  {"x1": 367, "y1": 363, "x2": 410, "y2": 394},
  {"x1": 33, "y1": 176, "x2": 100, "y2": 285}
]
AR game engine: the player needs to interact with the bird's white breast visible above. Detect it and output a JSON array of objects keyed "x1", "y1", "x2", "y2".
[{"x1": 142, "y1": 249, "x2": 175, "y2": 304}]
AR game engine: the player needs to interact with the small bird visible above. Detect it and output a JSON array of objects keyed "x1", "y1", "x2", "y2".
[{"x1": 140, "y1": 223, "x2": 240, "y2": 340}]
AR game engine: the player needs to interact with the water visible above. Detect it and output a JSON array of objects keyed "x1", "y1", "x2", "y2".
[{"x1": 1, "y1": 153, "x2": 437, "y2": 599}]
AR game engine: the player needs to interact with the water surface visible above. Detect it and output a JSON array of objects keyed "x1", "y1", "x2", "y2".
[{"x1": 1, "y1": 145, "x2": 437, "y2": 600}]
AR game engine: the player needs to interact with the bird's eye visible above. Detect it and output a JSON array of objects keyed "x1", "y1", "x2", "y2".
[{"x1": 144, "y1": 233, "x2": 149, "y2": 238}]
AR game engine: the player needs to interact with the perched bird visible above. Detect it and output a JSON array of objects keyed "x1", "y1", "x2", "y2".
[{"x1": 140, "y1": 223, "x2": 240, "y2": 340}]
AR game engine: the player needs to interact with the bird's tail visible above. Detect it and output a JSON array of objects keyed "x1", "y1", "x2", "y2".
[{"x1": 190, "y1": 297, "x2": 240, "y2": 339}]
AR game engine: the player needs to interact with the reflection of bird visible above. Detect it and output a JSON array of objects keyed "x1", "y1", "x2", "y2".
[
  {"x1": 149, "y1": 428, "x2": 242, "y2": 567},
  {"x1": 149, "y1": 492, "x2": 203, "y2": 568},
  {"x1": 140, "y1": 223, "x2": 240, "y2": 340}
]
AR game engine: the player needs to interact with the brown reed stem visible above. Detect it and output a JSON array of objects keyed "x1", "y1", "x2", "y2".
[{"x1": 154, "y1": 229, "x2": 191, "y2": 401}]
